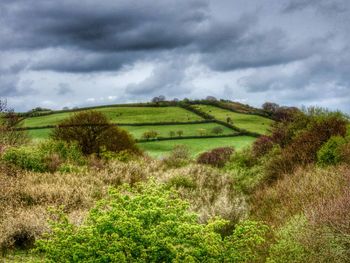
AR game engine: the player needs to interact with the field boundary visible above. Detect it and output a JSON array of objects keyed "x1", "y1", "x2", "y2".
[
  {"x1": 136, "y1": 132, "x2": 258, "y2": 143},
  {"x1": 16, "y1": 102, "x2": 178, "y2": 118},
  {"x1": 15, "y1": 120, "x2": 218, "y2": 130}
]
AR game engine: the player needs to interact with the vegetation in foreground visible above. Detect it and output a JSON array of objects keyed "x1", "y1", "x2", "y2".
[{"x1": 1, "y1": 98, "x2": 349, "y2": 262}]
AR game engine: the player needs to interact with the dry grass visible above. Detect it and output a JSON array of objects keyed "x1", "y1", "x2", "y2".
[
  {"x1": 1, "y1": 157, "x2": 246, "y2": 253},
  {"x1": 250, "y1": 165, "x2": 350, "y2": 227},
  {"x1": 158, "y1": 164, "x2": 248, "y2": 224}
]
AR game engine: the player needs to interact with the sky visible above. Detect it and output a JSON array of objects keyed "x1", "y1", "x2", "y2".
[{"x1": 0, "y1": 0, "x2": 349, "y2": 113}]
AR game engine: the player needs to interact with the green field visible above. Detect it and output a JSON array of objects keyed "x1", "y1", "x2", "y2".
[
  {"x1": 193, "y1": 104, "x2": 273, "y2": 134},
  {"x1": 139, "y1": 136, "x2": 256, "y2": 158},
  {"x1": 27, "y1": 123, "x2": 235, "y2": 141},
  {"x1": 21, "y1": 106, "x2": 203, "y2": 127},
  {"x1": 124, "y1": 123, "x2": 234, "y2": 139}
]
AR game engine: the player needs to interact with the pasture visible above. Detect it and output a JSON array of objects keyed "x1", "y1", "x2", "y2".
[
  {"x1": 193, "y1": 104, "x2": 273, "y2": 134},
  {"x1": 138, "y1": 136, "x2": 256, "y2": 158},
  {"x1": 21, "y1": 106, "x2": 203, "y2": 127},
  {"x1": 27, "y1": 123, "x2": 235, "y2": 141}
]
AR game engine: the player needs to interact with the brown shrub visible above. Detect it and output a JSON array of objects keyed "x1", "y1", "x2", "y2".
[
  {"x1": 265, "y1": 115, "x2": 347, "y2": 182},
  {"x1": 252, "y1": 135, "x2": 274, "y2": 157},
  {"x1": 44, "y1": 153, "x2": 63, "y2": 173},
  {"x1": 251, "y1": 165, "x2": 349, "y2": 227},
  {"x1": 197, "y1": 147, "x2": 234, "y2": 168}
]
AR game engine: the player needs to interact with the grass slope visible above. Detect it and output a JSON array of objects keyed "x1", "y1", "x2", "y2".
[
  {"x1": 193, "y1": 104, "x2": 273, "y2": 134},
  {"x1": 28, "y1": 123, "x2": 235, "y2": 141},
  {"x1": 139, "y1": 136, "x2": 255, "y2": 158},
  {"x1": 21, "y1": 106, "x2": 203, "y2": 127}
]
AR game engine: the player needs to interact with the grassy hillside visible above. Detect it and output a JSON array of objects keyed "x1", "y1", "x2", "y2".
[
  {"x1": 28, "y1": 123, "x2": 235, "y2": 141},
  {"x1": 139, "y1": 136, "x2": 255, "y2": 157},
  {"x1": 193, "y1": 104, "x2": 273, "y2": 134},
  {"x1": 21, "y1": 106, "x2": 203, "y2": 127}
]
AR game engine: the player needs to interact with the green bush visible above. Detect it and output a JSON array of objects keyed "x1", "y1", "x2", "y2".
[
  {"x1": 2, "y1": 147, "x2": 47, "y2": 172},
  {"x1": 317, "y1": 136, "x2": 347, "y2": 166},
  {"x1": 35, "y1": 181, "x2": 269, "y2": 262},
  {"x1": 1, "y1": 140, "x2": 85, "y2": 172},
  {"x1": 267, "y1": 215, "x2": 308, "y2": 263}
]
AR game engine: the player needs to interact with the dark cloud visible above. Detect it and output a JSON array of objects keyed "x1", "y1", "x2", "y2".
[
  {"x1": 0, "y1": 0, "x2": 349, "y2": 113},
  {"x1": 283, "y1": 0, "x2": 348, "y2": 13},
  {"x1": 0, "y1": 0, "x2": 317, "y2": 73}
]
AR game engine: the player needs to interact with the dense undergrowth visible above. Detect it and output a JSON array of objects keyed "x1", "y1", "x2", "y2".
[{"x1": 0, "y1": 104, "x2": 349, "y2": 262}]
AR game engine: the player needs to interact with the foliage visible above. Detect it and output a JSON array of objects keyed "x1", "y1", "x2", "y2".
[
  {"x1": 142, "y1": 130, "x2": 159, "y2": 140},
  {"x1": 0, "y1": 99, "x2": 29, "y2": 147},
  {"x1": 317, "y1": 136, "x2": 347, "y2": 166},
  {"x1": 51, "y1": 111, "x2": 139, "y2": 155},
  {"x1": 162, "y1": 145, "x2": 190, "y2": 168},
  {"x1": 176, "y1": 130, "x2": 184, "y2": 137},
  {"x1": 197, "y1": 147, "x2": 234, "y2": 167},
  {"x1": 252, "y1": 135, "x2": 274, "y2": 157},
  {"x1": 1, "y1": 140, "x2": 85, "y2": 172},
  {"x1": 267, "y1": 215, "x2": 309, "y2": 263},
  {"x1": 211, "y1": 126, "x2": 224, "y2": 135},
  {"x1": 35, "y1": 181, "x2": 269, "y2": 262},
  {"x1": 265, "y1": 113, "x2": 347, "y2": 182}
]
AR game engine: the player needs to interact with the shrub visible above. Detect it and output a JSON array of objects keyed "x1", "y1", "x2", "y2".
[
  {"x1": 35, "y1": 181, "x2": 269, "y2": 262},
  {"x1": 162, "y1": 145, "x2": 190, "y2": 168},
  {"x1": 265, "y1": 114, "x2": 347, "y2": 181},
  {"x1": 211, "y1": 126, "x2": 224, "y2": 135},
  {"x1": 317, "y1": 136, "x2": 347, "y2": 166},
  {"x1": 176, "y1": 130, "x2": 184, "y2": 137},
  {"x1": 142, "y1": 130, "x2": 159, "y2": 140},
  {"x1": 197, "y1": 128, "x2": 207, "y2": 136},
  {"x1": 197, "y1": 147, "x2": 234, "y2": 167},
  {"x1": 0, "y1": 99, "x2": 29, "y2": 147},
  {"x1": 2, "y1": 147, "x2": 47, "y2": 172},
  {"x1": 51, "y1": 111, "x2": 139, "y2": 155},
  {"x1": 252, "y1": 135, "x2": 274, "y2": 157},
  {"x1": 1, "y1": 140, "x2": 85, "y2": 172},
  {"x1": 169, "y1": 130, "x2": 175, "y2": 137}
]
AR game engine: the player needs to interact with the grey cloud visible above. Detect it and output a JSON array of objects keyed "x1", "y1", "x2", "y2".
[
  {"x1": 126, "y1": 60, "x2": 193, "y2": 97},
  {"x1": 283, "y1": 0, "x2": 348, "y2": 13},
  {"x1": 56, "y1": 83, "x2": 73, "y2": 95},
  {"x1": 0, "y1": 0, "x2": 318, "y2": 74}
]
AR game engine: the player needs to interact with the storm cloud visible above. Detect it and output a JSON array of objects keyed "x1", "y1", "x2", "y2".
[{"x1": 0, "y1": 0, "x2": 349, "y2": 112}]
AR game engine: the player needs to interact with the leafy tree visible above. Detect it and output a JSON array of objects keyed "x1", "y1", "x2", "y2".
[
  {"x1": 169, "y1": 130, "x2": 176, "y2": 137},
  {"x1": 142, "y1": 130, "x2": 159, "y2": 140},
  {"x1": 211, "y1": 126, "x2": 224, "y2": 135},
  {"x1": 176, "y1": 130, "x2": 184, "y2": 137},
  {"x1": 51, "y1": 111, "x2": 139, "y2": 155},
  {"x1": 197, "y1": 128, "x2": 207, "y2": 136},
  {"x1": 35, "y1": 181, "x2": 269, "y2": 262}
]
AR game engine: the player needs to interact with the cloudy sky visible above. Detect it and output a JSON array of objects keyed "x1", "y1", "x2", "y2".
[{"x1": 1, "y1": 0, "x2": 349, "y2": 113}]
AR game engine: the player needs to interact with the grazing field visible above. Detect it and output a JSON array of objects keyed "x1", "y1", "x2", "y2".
[
  {"x1": 193, "y1": 104, "x2": 273, "y2": 134},
  {"x1": 21, "y1": 106, "x2": 203, "y2": 127},
  {"x1": 27, "y1": 123, "x2": 235, "y2": 141},
  {"x1": 139, "y1": 136, "x2": 256, "y2": 158},
  {"x1": 27, "y1": 128, "x2": 52, "y2": 140},
  {"x1": 123, "y1": 123, "x2": 234, "y2": 139}
]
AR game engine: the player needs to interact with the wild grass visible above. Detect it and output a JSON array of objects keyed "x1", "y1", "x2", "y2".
[{"x1": 0, "y1": 157, "x2": 248, "y2": 255}]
